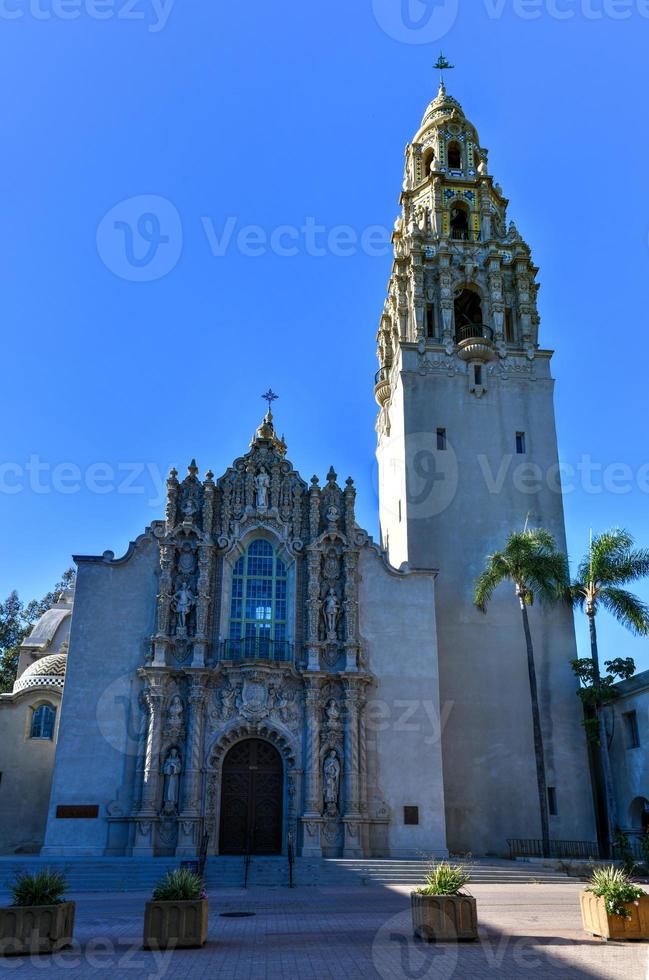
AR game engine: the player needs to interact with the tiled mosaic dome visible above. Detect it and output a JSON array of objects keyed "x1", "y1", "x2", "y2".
[{"x1": 13, "y1": 652, "x2": 67, "y2": 694}]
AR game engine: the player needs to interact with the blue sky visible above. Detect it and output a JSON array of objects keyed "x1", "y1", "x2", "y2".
[{"x1": 1, "y1": 1, "x2": 648, "y2": 670}]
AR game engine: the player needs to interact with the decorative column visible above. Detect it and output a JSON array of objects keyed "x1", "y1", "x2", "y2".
[
  {"x1": 301, "y1": 680, "x2": 323, "y2": 856},
  {"x1": 133, "y1": 678, "x2": 164, "y2": 855},
  {"x1": 342, "y1": 681, "x2": 363, "y2": 857},
  {"x1": 176, "y1": 676, "x2": 206, "y2": 856}
]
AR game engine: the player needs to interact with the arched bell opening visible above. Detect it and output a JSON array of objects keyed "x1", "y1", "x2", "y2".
[
  {"x1": 450, "y1": 202, "x2": 470, "y2": 241},
  {"x1": 454, "y1": 288, "x2": 488, "y2": 343}
]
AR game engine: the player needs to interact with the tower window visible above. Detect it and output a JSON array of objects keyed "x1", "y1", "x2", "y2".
[
  {"x1": 474, "y1": 365, "x2": 483, "y2": 387},
  {"x1": 624, "y1": 711, "x2": 640, "y2": 749},
  {"x1": 404, "y1": 806, "x2": 420, "y2": 826},
  {"x1": 436, "y1": 428, "x2": 447, "y2": 451},
  {"x1": 30, "y1": 704, "x2": 56, "y2": 740},
  {"x1": 454, "y1": 288, "x2": 484, "y2": 342},
  {"x1": 447, "y1": 141, "x2": 462, "y2": 170},
  {"x1": 516, "y1": 432, "x2": 526, "y2": 455},
  {"x1": 505, "y1": 307, "x2": 516, "y2": 343},
  {"x1": 548, "y1": 787, "x2": 558, "y2": 816},
  {"x1": 450, "y1": 204, "x2": 470, "y2": 241},
  {"x1": 422, "y1": 148, "x2": 435, "y2": 178},
  {"x1": 398, "y1": 500, "x2": 402, "y2": 523},
  {"x1": 425, "y1": 305, "x2": 435, "y2": 339}
]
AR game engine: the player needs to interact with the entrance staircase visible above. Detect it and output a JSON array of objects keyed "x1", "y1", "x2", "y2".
[{"x1": 0, "y1": 855, "x2": 568, "y2": 893}]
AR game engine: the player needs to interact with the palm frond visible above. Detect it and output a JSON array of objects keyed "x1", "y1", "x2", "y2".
[
  {"x1": 474, "y1": 557, "x2": 509, "y2": 613},
  {"x1": 599, "y1": 587, "x2": 649, "y2": 636}
]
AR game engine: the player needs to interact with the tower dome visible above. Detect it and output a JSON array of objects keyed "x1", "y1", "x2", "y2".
[{"x1": 13, "y1": 652, "x2": 68, "y2": 694}]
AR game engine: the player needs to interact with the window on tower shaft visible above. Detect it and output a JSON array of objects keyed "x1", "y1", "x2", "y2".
[
  {"x1": 425, "y1": 305, "x2": 435, "y2": 339},
  {"x1": 516, "y1": 432, "x2": 526, "y2": 455},
  {"x1": 505, "y1": 307, "x2": 516, "y2": 343}
]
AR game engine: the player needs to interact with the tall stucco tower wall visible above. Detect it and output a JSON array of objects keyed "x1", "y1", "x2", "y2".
[{"x1": 375, "y1": 80, "x2": 596, "y2": 854}]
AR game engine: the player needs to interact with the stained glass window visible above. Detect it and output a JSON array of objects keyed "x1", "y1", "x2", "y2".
[{"x1": 229, "y1": 540, "x2": 288, "y2": 652}]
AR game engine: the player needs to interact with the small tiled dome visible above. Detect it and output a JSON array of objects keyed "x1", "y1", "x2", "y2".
[{"x1": 13, "y1": 653, "x2": 67, "y2": 694}]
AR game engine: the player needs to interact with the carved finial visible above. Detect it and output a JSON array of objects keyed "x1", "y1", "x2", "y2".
[
  {"x1": 169, "y1": 467, "x2": 178, "y2": 481},
  {"x1": 311, "y1": 475, "x2": 320, "y2": 487},
  {"x1": 205, "y1": 470, "x2": 214, "y2": 484},
  {"x1": 345, "y1": 477, "x2": 355, "y2": 489},
  {"x1": 326, "y1": 466, "x2": 337, "y2": 485},
  {"x1": 188, "y1": 459, "x2": 199, "y2": 478}
]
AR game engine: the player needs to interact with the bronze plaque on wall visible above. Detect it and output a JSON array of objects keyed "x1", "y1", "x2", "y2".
[{"x1": 55, "y1": 805, "x2": 99, "y2": 819}]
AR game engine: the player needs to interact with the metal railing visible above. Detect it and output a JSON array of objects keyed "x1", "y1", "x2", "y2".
[
  {"x1": 507, "y1": 837, "x2": 642, "y2": 861},
  {"x1": 287, "y1": 831, "x2": 295, "y2": 889},
  {"x1": 218, "y1": 638, "x2": 295, "y2": 663},
  {"x1": 375, "y1": 366, "x2": 390, "y2": 385},
  {"x1": 455, "y1": 323, "x2": 494, "y2": 344}
]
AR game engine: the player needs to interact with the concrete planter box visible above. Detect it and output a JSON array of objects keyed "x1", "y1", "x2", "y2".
[
  {"x1": 580, "y1": 890, "x2": 649, "y2": 940},
  {"x1": 411, "y1": 892, "x2": 478, "y2": 942},
  {"x1": 143, "y1": 898, "x2": 208, "y2": 949},
  {"x1": 0, "y1": 902, "x2": 75, "y2": 956}
]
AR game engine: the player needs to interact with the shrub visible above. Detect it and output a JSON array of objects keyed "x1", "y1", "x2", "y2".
[
  {"x1": 152, "y1": 868, "x2": 205, "y2": 902},
  {"x1": 613, "y1": 831, "x2": 638, "y2": 876},
  {"x1": 586, "y1": 865, "x2": 645, "y2": 919},
  {"x1": 9, "y1": 869, "x2": 68, "y2": 907},
  {"x1": 416, "y1": 862, "x2": 471, "y2": 897}
]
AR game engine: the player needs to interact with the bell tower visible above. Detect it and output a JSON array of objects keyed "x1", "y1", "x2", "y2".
[{"x1": 375, "y1": 71, "x2": 596, "y2": 853}]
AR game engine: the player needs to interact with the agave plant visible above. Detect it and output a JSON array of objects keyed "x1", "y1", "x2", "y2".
[
  {"x1": 10, "y1": 869, "x2": 68, "y2": 907},
  {"x1": 152, "y1": 868, "x2": 205, "y2": 902},
  {"x1": 586, "y1": 865, "x2": 645, "y2": 919},
  {"x1": 416, "y1": 862, "x2": 471, "y2": 897}
]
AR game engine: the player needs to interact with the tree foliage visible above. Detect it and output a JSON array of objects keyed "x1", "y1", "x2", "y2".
[{"x1": 0, "y1": 569, "x2": 75, "y2": 694}]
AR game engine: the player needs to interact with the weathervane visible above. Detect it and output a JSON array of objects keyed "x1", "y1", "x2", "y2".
[
  {"x1": 261, "y1": 388, "x2": 279, "y2": 412},
  {"x1": 434, "y1": 52, "x2": 455, "y2": 85}
]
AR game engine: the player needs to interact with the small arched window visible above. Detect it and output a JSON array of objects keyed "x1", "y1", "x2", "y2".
[
  {"x1": 229, "y1": 539, "x2": 288, "y2": 658},
  {"x1": 30, "y1": 704, "x2": 56, "y2": 740},
  {"x1": 454, "y1": 288, "x2": 485, "y2": 342},
  {"x1": 422, "y1": 148, "x2": 435, "y2": 178},
  {"x1": 447, "y1": 141, "x2": 462, "y2": 169},
  {"x1": 450, "y1": 203, "x2": 470, "y2": 241}
]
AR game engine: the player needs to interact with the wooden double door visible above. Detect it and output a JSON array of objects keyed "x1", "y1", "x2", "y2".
[{"x1": 218, "y1": 739, "x2": 283, "y2": 855}]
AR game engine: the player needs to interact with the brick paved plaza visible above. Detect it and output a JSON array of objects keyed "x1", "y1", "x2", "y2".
[{"x1": 1, "y1": 881, "x2": 647, "y2": 979}]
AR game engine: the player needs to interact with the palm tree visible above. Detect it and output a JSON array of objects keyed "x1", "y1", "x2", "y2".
[
  {"x1": 571, "y1": 529, "x2": 649, "y2": 853},
  {"x1": 474, "y1": 528, "x2": 569, "y2": 858}
]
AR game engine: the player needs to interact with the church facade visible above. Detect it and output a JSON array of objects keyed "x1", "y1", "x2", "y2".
[{"x1": 3, "y1": 81, "x2": 598, "y2": 859}]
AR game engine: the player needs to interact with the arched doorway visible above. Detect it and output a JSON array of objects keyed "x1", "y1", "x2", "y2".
[{"x1": 219, "y1": 739, "x2": 283, "y2": 855}]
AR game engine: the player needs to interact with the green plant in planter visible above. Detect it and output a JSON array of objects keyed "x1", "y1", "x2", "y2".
[
  {"x1": 9, "y1": 869, "x2": 68, "y2": 907},
  {"x1": 416, "y1": 862, "x2": 471, "y2": 896},
  {"x1": 152, "y1": 868, "x2": 206, "y2": 902},
  {"x1": 586, "y1": 865, "x2": 645, "y2": 919}
]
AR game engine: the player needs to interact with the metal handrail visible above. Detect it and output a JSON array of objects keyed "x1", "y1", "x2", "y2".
[
  {"x1": 243, "y1": 852, "x2": 251, "y2": 889},
  {"x1": 507, "y1": 838, "x2": 609, "y2": 860},
  {"x1": 287, "y1": 831, "x2": 295, "y2": 889},
  {"x1": 455, "y1": 323, "x2": 494, "y2": 344},
  {"x1": 375, "y1": 366, "x2": 390, "y2": 385},
  {"x1": 218, "y1": 638, "x2": 294, "y2": 663}
]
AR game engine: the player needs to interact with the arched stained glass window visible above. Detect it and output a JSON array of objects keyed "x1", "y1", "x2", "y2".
[
  {"x1": 30, "y1": 703, "x2": 56, "y2": 739},
  {"x1": 229, "y1": 540, "x2": 287, "y2": 657}
]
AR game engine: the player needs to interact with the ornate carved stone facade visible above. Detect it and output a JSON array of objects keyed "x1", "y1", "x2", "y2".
[{"x1": 127, "y1": 411, "x2": 373, "y2": 857}]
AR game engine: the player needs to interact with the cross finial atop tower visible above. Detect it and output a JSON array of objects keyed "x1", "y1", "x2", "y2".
[{"x1": 261, "y1": 388, "x2": 279, "y2": 413}]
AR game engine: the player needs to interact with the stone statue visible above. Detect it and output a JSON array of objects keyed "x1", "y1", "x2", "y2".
[
  {"x1": 324, "y1": 588, "x2": 340, "y2": 639},
  {"x1": 173, "y1": 581, "x2": 197, "y2": 631},
  {"x1": 167, "y1": 695, "x2": 184, "y2": 729},
  {"x1": 325, "y1": 699, "x2": 342, "y2": 731},
  {"x1": 220, "y1": 683, "x2": 237, "y2": 721},
  {"x1": 255, "y1": 468, "x2": 270, "y2": 510},
  {"x1": 162, "y1": 747, "x2": 182, "y2": 811},
  {"x1": 323, "y1": 751, "x2": 341, "y2": 811}
]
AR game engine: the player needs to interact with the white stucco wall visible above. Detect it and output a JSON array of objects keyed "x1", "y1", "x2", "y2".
[
  {"x1": 42, "y1": 534, "x2": 158, "y2": 855},
  {"x1": 359, "y1": 546, "x2": 447, "y2": 857},
  {"x1": 378, "y1": 348, "x2": 596, "y2": 854},
  {"x1": 607, "y1": 672, "x2": 649, "y2": 835}
]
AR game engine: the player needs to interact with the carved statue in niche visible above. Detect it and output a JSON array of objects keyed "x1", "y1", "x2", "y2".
[
  {"x1": 217, "y1": 682, "x2": 238, "y2": 722},
  {"x1": 255, "y1": 468, "x2": 270, "y2": 510},
  {"x1": 162, "y1": 747, "x2": 182, "y2": 813},
  {"x1": 275, "y1": 688, "x2": 299, "y2": 730},
  {"x1": 324, "y1": 588, "x2": 340, "y2": 640},
  {"x1": 323, "y1": 751, "x2": 341, "y2": 814},
  {"x1": 167, "y1": 695, "x2": 184, "y2": 730},
  {"x1": 324, "y1": 699, "x2": 342, "y2": 732},
  {"x1": 173, "y1": 580, "x2": 197, "y2": 632}
]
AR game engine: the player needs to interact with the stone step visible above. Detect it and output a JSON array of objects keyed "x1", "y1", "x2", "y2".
[{"x1": 0, "y1": 856, "x2": 568, "y2": 893}]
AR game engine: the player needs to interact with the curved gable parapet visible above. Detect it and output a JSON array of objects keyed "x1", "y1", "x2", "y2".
[{"x1": 73, "y1": 522, "x2": 162, "y2": 567}]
